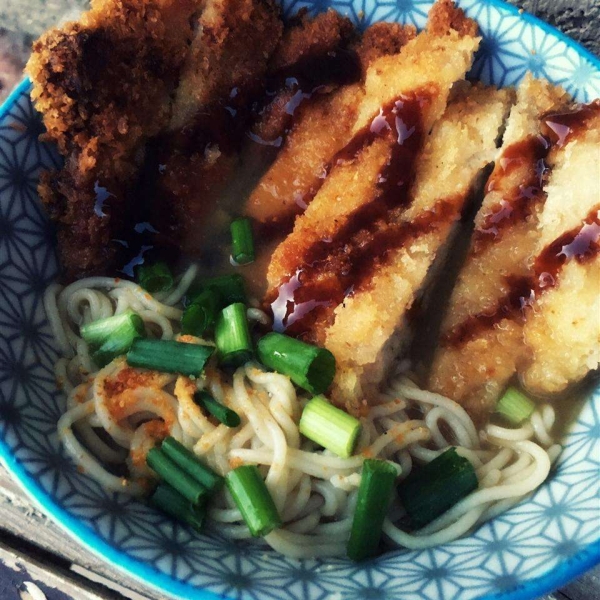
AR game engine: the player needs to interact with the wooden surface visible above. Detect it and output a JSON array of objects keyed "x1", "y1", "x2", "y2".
[{"x1": 1, "y1": 0, "x2": 600, "y2": 598}]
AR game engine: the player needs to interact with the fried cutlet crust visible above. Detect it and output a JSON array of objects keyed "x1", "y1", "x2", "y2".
[
  {"x1": 520, "y1": 105, "x2": 600, "y2": 396},
  {"x1": 265, "y1": 1, "x2": 482, "y2": 412},
  {"x1": 151, "y1": 0, "x2": 283, "y2": 255},
  {"x1": 328, "y1": 84, "x2": 512, "y2": 411},
  {"x1": 267, "y1": 6, "x2": 480, "y2": 294},
  {"x1": 250, "y1": 9, "x2": 357, "y2": 145},
  {"x1": 427, "y1": 76, "x2": 571, "y2": 424},
  {"x1": 28, "y1": 0, "x2": 200, "y2": 278},
  {"x1": 245, "y1": 21, "x2": 417, "y2": 234},
  {"x1": 169, "y1": 0, "x2": 283, "y2": 131}
]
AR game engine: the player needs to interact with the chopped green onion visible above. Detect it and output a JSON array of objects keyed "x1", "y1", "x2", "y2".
[
  {"x1": 137, "y1": 261, "x2": 173, "y2": 293},
  {"x1": 257, "y1": 332, "x2": 335, "y2": 394},
  {"x1": 214, "y1": 303, "x2": 253, "y2": 367},
  {"x1": 161, "y1": 436, "x2": 223, "y2": 492},
  {"x1": 347, "y1": 459, "x2": 398, "y2": 561},
  {"x1": 194, "y1": 391, "x2": 241, "y2": 428},
  {"x1": 80, "y1": 311, "x2": 144, "y2": 348},
  {"x1": 496, "y1": 386, "x2": 536, "y2": 425},
  {"x1": 225, "y1": 465, "x2": 282, "y2": 537},
  {"x1": 93, "y1": 328, "x2": 143, "y2": 367},
  {"x1": 181, "y1": 289, "x2": 219, "y2": 336},
  {"x1": 398, "y1": 447, "x2": 478, "y2": 529},
  {"x1": 230, "y1": 217, "x2": 255, "y2": 265},
  {"x1": 127, "y1": 339, "x2": 213, "y2": 376},
  {"x1": 146, "y1": 447, "x2": 207, "y2": 505},
  {"x1": 299, "y1": 395, "x2": 361, "y2": 458},
  {"x1": 188, "y1": 274, "x2": 247, "y2": 308},
  {"x1": 150, "y1": 483, "x2": 206, "y2": 532}
]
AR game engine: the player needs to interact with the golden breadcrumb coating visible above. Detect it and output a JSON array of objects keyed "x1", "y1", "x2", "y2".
[
  {"x1": 265, "y1": 1, "x2": 483, "y2": 413},
  {"x1": 328, "y1": 84, "x2": 511, "y2": 411},
  {"x1": 427, "y1": 75, "x2": 570, "y2": 424},
  {"x1": 151, "y1": 0, "x2": 283, "y2": 255},
  {"x1": 245, "y1": 21, "x2": 417, "y2": 232},
  {"x1": 520, "y1": 107, "x2": 600, "y2": 396}
]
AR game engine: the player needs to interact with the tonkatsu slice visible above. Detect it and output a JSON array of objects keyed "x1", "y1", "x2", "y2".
[
  {"x1": 245, "y1": 22, "x2": 417, "y2": 238},
  {"x1": 327, "y1": 83, "x2": 512, "y2": 411},
  {"x1": 27, "y1": 0, "x2": 204, "y2": 278},
  {"x1": 266, "y1": 1, "x2": 487, "y2": 412},
  {"x1": 427, "y1": 76, "x2": 570, "y2": 423},
  {"x1": 520, "y1": 101, "x2": 600, "y2": 396},
  {"x1": 150, "y1": 0, "x2": 283, "y2": 254}
]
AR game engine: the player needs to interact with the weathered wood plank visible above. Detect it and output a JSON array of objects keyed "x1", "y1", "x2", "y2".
[{"x1": 0, "y1": 461, "x2": 157, "y2": 599}]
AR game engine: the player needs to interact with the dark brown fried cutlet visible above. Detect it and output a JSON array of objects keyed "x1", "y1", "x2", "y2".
[
  {"x1": 148, "y1": 0, "x2": 284, "y2": 258},
  {"x1": 28, "y1": 0, "x2": 202, "y2": 279},
  {"x1": 249, "y1": 9, "x2": 358, "y2": 147}
]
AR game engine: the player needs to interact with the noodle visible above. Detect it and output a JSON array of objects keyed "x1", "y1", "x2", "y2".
[{"x1": 47, "y1": 273, "x2": 560, "y2": 558}]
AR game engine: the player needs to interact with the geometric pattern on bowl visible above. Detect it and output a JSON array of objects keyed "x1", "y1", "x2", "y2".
[{"x1": 0, "y1": 1, "x2": 599, "y2": 598}]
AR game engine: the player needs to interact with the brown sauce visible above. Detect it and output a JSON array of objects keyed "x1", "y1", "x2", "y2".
[
  {"x1": 541, "y1": 99, "x2": 600, "y2": 148},
  {"x1": 442, "y1": 205, "x2": 600, "y2": 348},
  {"x1": 253, "y1": 49, "x2": 362, "y2": 145},
  {"x1": 268, "y1": 88, "x2": 438, "y2": 337},
  {"x1": 471, "y1": 135, "x2": 550, "y2": 253}
]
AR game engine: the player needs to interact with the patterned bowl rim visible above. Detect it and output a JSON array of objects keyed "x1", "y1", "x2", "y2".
[{"x1": 1, "y1": 0, "x2": 599, "y2": 597}]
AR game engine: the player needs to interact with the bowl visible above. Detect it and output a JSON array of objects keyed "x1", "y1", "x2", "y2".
[{"x1": 0, "y1": 1, "x2": 599, "y2": 598}]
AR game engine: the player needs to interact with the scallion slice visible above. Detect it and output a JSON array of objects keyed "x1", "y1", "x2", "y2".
[
  {"x1": 92, "y1": 327, "x2": 143, "y2": 367},
  {"x1": 347, "y1": 459, "x2": 398, "y2": 561},
  {"x1": 230, "y1": 217, "x2": 255, "y2": 265},
  {"x1": 225, "y1": 465, "x2": 282, "y2": 537},
  {"x1": 146, "y1": 447, "x2": 207, "y2": 505},
  {"x1": 257, "y1": 332, "x2": 335, "y2": 394},
  {"x1": 80, "y1": 311, "x2": 144, "y2": 348},
  {"x1": 214, "y1": 303, "x2": 253, "y2": 367},
  {"x1": 127, "y1": 339, "x2": 213, "y2": 376},
  {"x1": 161, "y1": 436, "x2": 223, "y2": 492},
  {"x1": 188, "y1": 274, "x2": 247, "y2": 308},
  {"x1": 181, "y1": 289, "x2": 219, "y2": 336},
  {"x1": 496, "y1": 386, "x2": 536, "y2": 425},
  {"x1": 299, "y1": 395, "x2": 361, "y2": 458},
  {"x1": 194, "y1": 391, "x2": 241, "y2": 428},
  {"x1": 150, "y1": 483, "x2": 206, "y2": 532},
  {"x1": 398, "y1": 447, "x2": 478, "y2": 529},
  {"x1": 137, "y1": 261, "x2": 173, "y2": 293}
]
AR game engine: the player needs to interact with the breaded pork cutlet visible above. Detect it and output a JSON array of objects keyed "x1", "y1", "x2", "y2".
[
  {"x1": 245, "y1": 21, "x2": 417, "y2": 241},
  {"x1": 427, "y1": 76, "x2": 572, "y2": 424},
  {"x1": 169, "y1": 0, "x2": 283, "y2": 131},
  {"x1": 520, "y1": 102, "x2": 600, "y2": 396},
  {"x1": 249, "y1": 9, "x2": 358, "y2": 147},
  {"x1": 27, "y1": 0, "x2": 202, "y2": 279},
  {"x1": 149, "y1": 0, "x2": 283, "y2": 256},
  {"x1": 265, "y1": 0, "x2": 498, "y2": 413}
]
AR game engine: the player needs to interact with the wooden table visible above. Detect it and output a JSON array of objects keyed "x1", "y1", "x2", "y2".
[{"x1": 1, "y1": 0, "x2": 599, "y2": 598}]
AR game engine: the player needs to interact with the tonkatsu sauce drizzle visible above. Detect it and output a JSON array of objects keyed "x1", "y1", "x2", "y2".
[
  {"x1": 472, "y1": 135, "x2": 550, "y2": 253},
  {"x1": 269, "y1": 88, "x2": 440, "y2": 337},
  {"x1": 443, "y1": 206, "x2": 600, "y2": 348},
  {"x1": 472, "y1": 100, "x2": 600, "y2": 253},
  {"x1": 542, "y1": 99, "x2": 600, "y2": 148}
]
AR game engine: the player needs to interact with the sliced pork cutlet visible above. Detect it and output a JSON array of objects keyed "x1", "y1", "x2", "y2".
[
  {"x1": 265, "y1": 0, "x2": 482, "y2": 412},
  {"x1": 327, "y1": 84, "x2": 512, "y2": 411},
  {"x1": 245, "y1": 22, "x2": 417, "y2": 244},
  {"x1": 27, "y1": 0, "x2": 202, "y2": 279},
  {"x1": 519, "y1": 101, "x2": 600, "y2": 396},
  {"x1": 149, "y1": 0, "x2": 283, "y2": 257},
  {"x1": 248, "y1": 9, "x2": 358, "y2": 148},
  {"x1": 427, "y1": 76, "x2": 572, "y2": 424}
]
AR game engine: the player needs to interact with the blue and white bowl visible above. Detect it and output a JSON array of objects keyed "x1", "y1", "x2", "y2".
[{"x1": 0, "y1": 1, "x2": 599, "y2": 598}]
